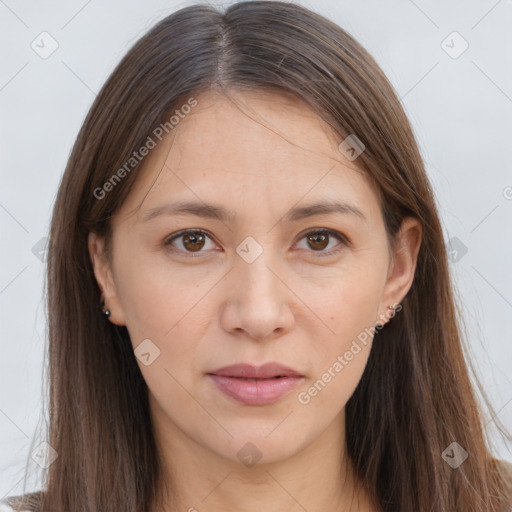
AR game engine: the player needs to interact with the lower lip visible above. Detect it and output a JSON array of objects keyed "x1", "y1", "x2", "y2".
[{"x1": 208, "y1": 374, "x2": 304, "y2": 405}]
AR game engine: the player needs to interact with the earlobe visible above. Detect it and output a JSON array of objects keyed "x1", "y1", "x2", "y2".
[
  {"x1": 87, "y1": 232, "x2": 126, "y2": 326},
  {"x1": 380, "y1": 217, "x2": 422, "y2": 315}
]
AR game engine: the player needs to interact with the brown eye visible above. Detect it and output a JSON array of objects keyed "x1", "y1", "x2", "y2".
[
  {"x1": 182, "y1": 232, "x2": 206, "y2": 252},
  {"x1": 296, "y1": 229, "x2": 346, "y2": 256},
  {"x1": 164, "y1": 230, "x2": 217, "y2": 255},
  {"x1": 307, "y1": 232, "x2": 329, "y2": 251},
  {"x1": 164, "y1": 228, "x2": 346, "y2": 258}
]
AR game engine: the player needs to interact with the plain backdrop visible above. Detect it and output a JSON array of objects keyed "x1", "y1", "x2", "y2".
[{"x1": 1, "y1": 0, "x2": 511, "y2": 498}]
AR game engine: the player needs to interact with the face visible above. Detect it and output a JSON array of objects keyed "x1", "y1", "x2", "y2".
[{"x1": 89, "y1": 89, "x2": 421, "y2": 467}]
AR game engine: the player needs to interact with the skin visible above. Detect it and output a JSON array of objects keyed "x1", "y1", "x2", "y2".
[{"x1": 88, "y1": 89, "x2": 421, "y2": 512}]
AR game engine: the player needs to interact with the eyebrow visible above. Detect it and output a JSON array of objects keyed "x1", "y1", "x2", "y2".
[{"x1": 141, "y1": 199, "x2": 367, "y2": 224}]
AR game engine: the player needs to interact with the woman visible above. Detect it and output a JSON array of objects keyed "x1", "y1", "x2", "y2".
[{"x1": 2, "y1": 1, "x2": 511, "y2": 511}]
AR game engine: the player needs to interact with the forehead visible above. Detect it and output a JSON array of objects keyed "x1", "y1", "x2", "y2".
[
  {"x1": 114, "y1": 89, "x2": 380, "y2": 226},
  {"x1": 170, "y1": 89, "x2": 346, "y2": 170}
]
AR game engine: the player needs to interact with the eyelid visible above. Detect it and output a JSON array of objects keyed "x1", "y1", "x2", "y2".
[{"x1": 163, "y1": 228, "x2": 348, "y2": 257}]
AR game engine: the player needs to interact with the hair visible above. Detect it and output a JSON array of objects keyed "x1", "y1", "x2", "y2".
[{"x1": 6, "y1": 1, "x2": 512, "y2": 511}]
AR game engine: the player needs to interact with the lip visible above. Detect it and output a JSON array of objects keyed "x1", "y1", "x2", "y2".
[
  {"x1": 207, "y1": 363, "x2": 305, "y2": 406},
  {"x1": 210, "y1": 362, "x2": 303, "y2": 379}
]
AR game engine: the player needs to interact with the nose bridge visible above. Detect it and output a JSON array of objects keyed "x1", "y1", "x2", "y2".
[
  {"x1": 234, "y1": 234, "x2": 281, "y2": 301},
  {"x1": 222, "y1": 234, "x2": 294, "y2": 340}
]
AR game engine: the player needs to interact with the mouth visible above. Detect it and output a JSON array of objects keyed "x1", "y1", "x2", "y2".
[{"x1": 207, "y1": 362, "x2": 305, "y2": 405}]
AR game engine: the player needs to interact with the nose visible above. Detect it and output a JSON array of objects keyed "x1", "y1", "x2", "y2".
[{"x1": 219, "y1": 250, "x2": 295, "y2": 342}]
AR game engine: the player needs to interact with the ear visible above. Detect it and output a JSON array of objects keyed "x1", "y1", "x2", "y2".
[
  {"x1": 88, "y1": 232, "x2": 126, "y2": 326},
  {"x1": 379, "y1": 216, "x2": 422, "y2": 322}
]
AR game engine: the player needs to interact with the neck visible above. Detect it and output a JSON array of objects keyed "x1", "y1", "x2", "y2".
[{"x1": 150, "y1": 406, "x2": 378, "y2": 512}]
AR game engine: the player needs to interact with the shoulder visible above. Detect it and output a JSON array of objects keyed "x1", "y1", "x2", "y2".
[
  {"x1": 0, "y1": 491, "x2": 42, "y2": 512},
  {"x1": 498, "y1": 458, "x2": 512, "y2": 479}
]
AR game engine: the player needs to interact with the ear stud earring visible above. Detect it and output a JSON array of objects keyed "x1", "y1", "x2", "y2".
[{"x1": 100, "y1": 299, "x2": 112, "y2": 319}]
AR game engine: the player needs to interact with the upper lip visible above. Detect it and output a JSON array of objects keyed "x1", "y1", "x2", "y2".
[{"x1": 209, "y1": 363, "x2": 304, "y2": 379}]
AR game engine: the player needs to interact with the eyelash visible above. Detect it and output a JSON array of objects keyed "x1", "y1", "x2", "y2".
[{"x1": 163, "y1": 228, "x2": 348, "y2": 258}]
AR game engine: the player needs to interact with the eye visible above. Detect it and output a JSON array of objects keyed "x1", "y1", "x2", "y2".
[
  {"x1": 295, "y1": 228, "x2": 347, "y2": 256},
  {"x1": 164, "y1": 229, "x2": 218, "y2": 256},
  {"x1": 163, "y1": 228, "x2": 348, "y2": 258}
]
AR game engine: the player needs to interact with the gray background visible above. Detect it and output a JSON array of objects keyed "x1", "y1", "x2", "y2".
[{"x1": 1, "y1": 0, "x2": 511, "y2": 497}]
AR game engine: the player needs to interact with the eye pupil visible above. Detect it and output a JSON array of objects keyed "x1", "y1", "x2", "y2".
[
  {"x1": 307, "y1": 232, "x2": 329, "y2": 251},
  {"x1": 183, "y1": 232, "x2": 205, "y2": 251}
]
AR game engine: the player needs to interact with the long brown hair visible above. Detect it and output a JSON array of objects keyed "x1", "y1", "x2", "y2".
[{"x1": 7, "y1": 2, "x2": 512, "y2": 511}]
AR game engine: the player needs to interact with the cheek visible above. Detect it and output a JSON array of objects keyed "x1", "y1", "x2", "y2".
[
  {"x1": 298, "y1": 258, "x2": 386, "y2": 346},
  {"x1": 298, "y1": 346, "x2": 371, "y2": 414},
  {"x1": 331, "y1": 273, "x2": 382, "y2": 343},
  {"x1": 296, "y1": 260, "x2": 385, "y2": 402},
  {"x1": 113, "y1": 256, "x2": 211, "y2": 416},
  {"x1": 296, "y1": 287, "x2": 379, "y2": 412},
  {"x1": 112, "y1": 244, "x2": 218, "y2": 341},
  {"x1": 112, "y1": 255, "x2": 221, "y2": 419}
]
